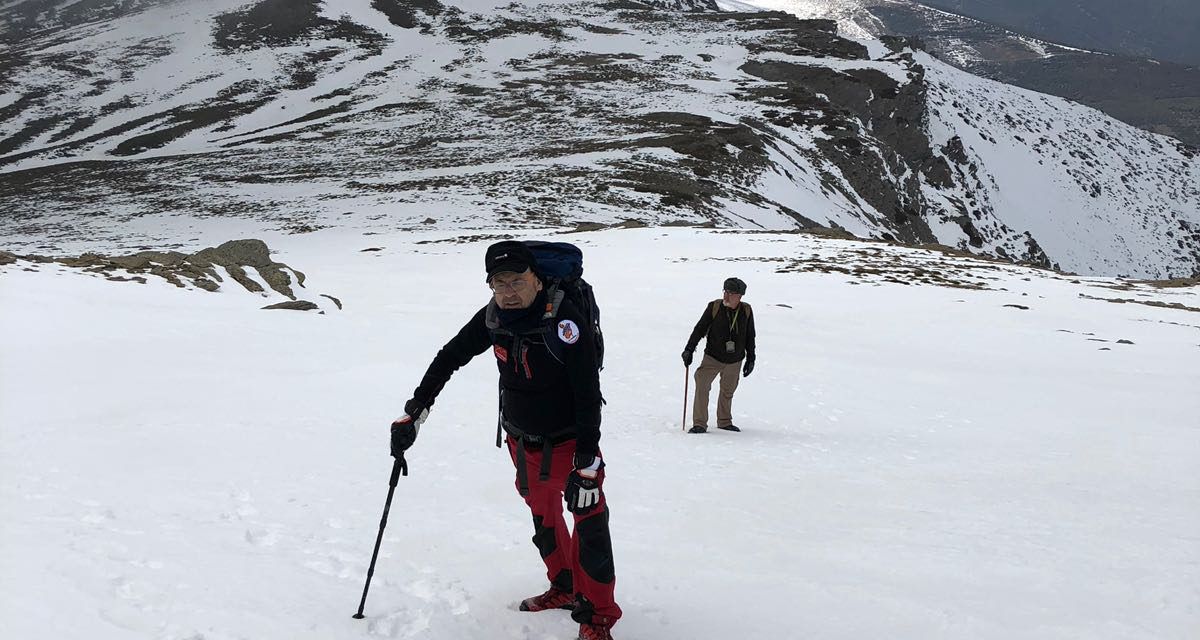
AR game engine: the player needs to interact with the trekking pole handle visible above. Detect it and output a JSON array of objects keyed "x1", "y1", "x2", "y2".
[{"x1": 391, "y1": 453, "x2": 408, "y2": 486}]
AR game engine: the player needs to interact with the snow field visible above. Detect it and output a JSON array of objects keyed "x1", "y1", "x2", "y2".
[{"x1": 2, "y1": 227, "x2": 1197, "y2": 638}]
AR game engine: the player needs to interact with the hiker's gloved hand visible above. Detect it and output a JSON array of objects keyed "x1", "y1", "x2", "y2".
[
  {"x1": 390, "y1": 399, "x2": 429, "y2": 456},
  {"x1": 681, "y1": 349, "x2": 693, "y2": 367},
  {"x1": 742, "y1": 357, "x2": 755, "y2": 377},
  {"x1": 565, "y1": 453, "x2": 604, "y2": 514}
]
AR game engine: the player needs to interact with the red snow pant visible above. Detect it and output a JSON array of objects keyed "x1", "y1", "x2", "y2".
[{"x1": 507, "y1": 436, "x2": 622, "y2": 627}]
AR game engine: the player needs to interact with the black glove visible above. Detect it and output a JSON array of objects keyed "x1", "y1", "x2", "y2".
[
  {"x1": 565, "y1": 453, "x2": 604, "y2": 514},
  {"x1": 681, "y1": 349, "x2": 693, "y2": 367},
  {"x1": 390, "y1": 399, "x2": 429, "y2": 457},
  {"x1": 742, "y1": 358, "x2": 755, "y2": 377}
]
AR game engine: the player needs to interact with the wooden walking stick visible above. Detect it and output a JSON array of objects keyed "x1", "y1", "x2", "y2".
[{"x1": 682, "y1": 364, "x2": 690, "y2": 432}]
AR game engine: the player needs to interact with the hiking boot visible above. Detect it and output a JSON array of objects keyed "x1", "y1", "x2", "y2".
[
  {"x1": 519, "y1": 586, "x2": 575, "y2": 612},
  {"x1": 717, "y1": 424, "x2": 741, "y2": 432},
  {"x1": 688, "y1": 425, "x2": 707, "y2": 434},
  {"x1": 578, "y1": 622, "x2": 615, "y2": 640}
]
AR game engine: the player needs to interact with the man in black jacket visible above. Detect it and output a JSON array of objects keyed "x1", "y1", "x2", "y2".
[
  {"x1": 681, "y1": 277, "x2": 756, "y2": 434},
  {"x1": 390, "y1": 241, "x2": 621, "y2": 640}
]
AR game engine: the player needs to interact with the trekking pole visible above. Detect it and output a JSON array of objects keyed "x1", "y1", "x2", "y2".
[
  {"x1": 681, "y1": 364, "x2": 690, "y2": 432},
  {"x1": 353, "y1": 454, "x2": 408, "y2": 619}
]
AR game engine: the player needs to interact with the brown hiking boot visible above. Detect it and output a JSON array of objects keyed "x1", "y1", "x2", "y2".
[
  {"x1": 518, "y1": 586, "x2": 575, "y2": 612},
  {"x1": 578, "y1": 622, "x2": 615, "y2": 640}
]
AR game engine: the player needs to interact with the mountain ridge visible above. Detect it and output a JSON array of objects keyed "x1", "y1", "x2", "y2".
[{"x1": 1, "y1": 0, "x2": 1197, "y2": 278}]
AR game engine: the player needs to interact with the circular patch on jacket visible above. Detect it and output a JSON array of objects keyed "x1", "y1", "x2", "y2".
[{"x1": 557, "y1": 319, "x2": 580, "y2": 344}]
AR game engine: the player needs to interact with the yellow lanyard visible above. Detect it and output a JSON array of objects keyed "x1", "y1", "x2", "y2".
[{"x1": 729, "y1": 307, "x2": 739, "y2": 334}]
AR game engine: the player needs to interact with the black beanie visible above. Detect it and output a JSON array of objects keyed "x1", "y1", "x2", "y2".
[{"x1": 723, "y1": 277, "x2": 747, "y2": 294}]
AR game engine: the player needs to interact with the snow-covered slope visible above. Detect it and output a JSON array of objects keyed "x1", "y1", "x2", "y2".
[
  {"x1": 1, "y1": 0, "x2": 1198, "y2": 278},
  {"x1": 918, "y1": 52, "x2": 1200, "y2": 276},
  {"x1": 2, "y1": 227, "x2": 1198, "y2": 639}
]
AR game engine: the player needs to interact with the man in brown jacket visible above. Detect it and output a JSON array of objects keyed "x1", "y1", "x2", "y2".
[{"x1": 681, "y1": 277, "x2": 756, "y2": 433}]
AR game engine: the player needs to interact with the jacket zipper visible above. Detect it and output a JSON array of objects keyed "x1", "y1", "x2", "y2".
[{"x1": 521, "y1": 343, "x2": 532, "y2": 379}]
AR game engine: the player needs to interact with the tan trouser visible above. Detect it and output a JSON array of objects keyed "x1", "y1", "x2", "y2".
[{"x1": 693, "y1": 354, "x2": 742, "y2": 429}]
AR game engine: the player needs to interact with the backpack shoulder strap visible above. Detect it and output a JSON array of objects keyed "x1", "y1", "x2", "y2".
[
  {"x1": 710, "y1": 299, "x2": 722, "y2": 319},
  {"x1": 742, "y1": 302, "x2": 752, "y2": 318},
  {"x1": 484, "y1": 300, "x2": 508, "y2": 335},
  {"x1": 542, "y1": 286, "x2": 566, "y2": 321}
]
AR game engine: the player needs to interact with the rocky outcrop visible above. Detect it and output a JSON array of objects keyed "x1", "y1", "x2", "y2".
[
  {"x1": 0, "y1": 240, "x2": 331, "y2": 304},
  {"x1": 263, "y1": 300, "x2": 319, "y2": 311},
  {"x1": 738, "y1": 53, "x2": 939, "y2": 244}
]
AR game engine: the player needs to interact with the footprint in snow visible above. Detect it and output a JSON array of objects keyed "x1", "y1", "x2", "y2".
[
  {"x1": 244, "y1": 528, "x2": 279, "y2": 546},
  {"x1": 98, "y1": 576, "x2": 162, "y2": 633},
  {"x1": 230, "y1": 488, "x2": 258, "y2": 519},
  {"x1": 81, "y1": 508, "x2": 116, "y2": 524},
  {"x1": 111, "y1": 575, "x2": 153, "y2": 601},
  {"x1": 367, "y1": 608, "x2": 432, "y2": 638},
  {"x1": 303, "y1": 549, "x2": 360, "y2": 579},
  {"x1": 402, "y1": 577, "x2": 471, "y2": 615}
]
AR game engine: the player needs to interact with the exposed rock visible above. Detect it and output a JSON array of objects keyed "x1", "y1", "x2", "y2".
[
  {"x1": 258, "y1": 265, "x2": 302, "y2": 299},
  {"x1": 1079, "y1": 293, "x2": 1200, "y2": 313},
  {"x1": 942, "y1": 137, "x2": 969, "y2": 165},
  {"x1": 320, "y1": 294, "x2": 343, "y2": 309},
  {"x1": 880, "y1": 34, "x2": 926, "y2": 53},
  {"x1": 212, "y1": 0, "x2": 386, "y2": 53},
  {"x1": 191, "y1": 239, "x2": 272, "y2": 268},
  {"x1": 187, "y1": 239, "x2": 299, "y2": 298},
  {"x1": 801, "y1": 226, "x2": 859, "y2": 241},
  {"x1": 598, "y1": 1, "x2": 652, "y2": 10},
  {"x1": 1017, "y1": 234, "x2": 1052, "y2": 270},
  {"x1": 1, "y1": 239, "x2": 319, "y2": 302},
  {"x1": 372, "y1": 0, "x2": 446, "y2": 30},
  {"x1": 641, "y1": 0, "x2": 719, "y2": 10},
  {"x1": 738, "y1": 15, "x2": 866, "y2": 59},
  {"x1": 192, "y1": 276, "x2": 221, "y2": 292},
  {"x1": 736, "y1": 58, "x2": 940, "y2": 245},
  {"x1": 1141, "y1": 277, "x2": 1199, "y2": 288},
  {"x1": 263, "y1": 300, "x2": 319, "y2": 311}
]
